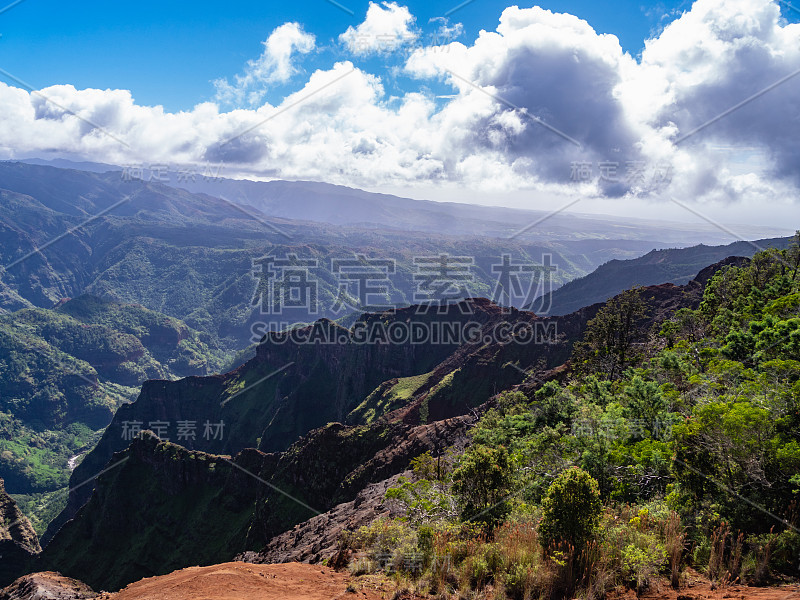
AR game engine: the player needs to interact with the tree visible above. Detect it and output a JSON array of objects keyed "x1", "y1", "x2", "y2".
[
  {"x1": 533, "y1": 381, "x2": 577, "y2": 429},
  {"x1": 573, "y1": 287, "x2": 649, "y2": 380},
  {"x1": 451, "y1": 444, "x2": 513, "y2": 530},
  {"x1": 539, "y1": 467, "x2": 602, "y2": 550},
  {"x1": 788, "y1": 230, "x2": 800, "y2": 282},
  {"x1": 623, "y1": 375, "x2": 668, "y2": 437}
]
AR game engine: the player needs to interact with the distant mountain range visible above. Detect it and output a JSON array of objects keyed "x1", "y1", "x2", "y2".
[
  {"x1": 0, "y1": 160, "x2": 683, "y2": 351},
  {"x1": 534, "y1": 237, "x2": 795, "y2": 316},
  {"x1": 17, "y1": 158, "x2": 787, "y2": 244}
]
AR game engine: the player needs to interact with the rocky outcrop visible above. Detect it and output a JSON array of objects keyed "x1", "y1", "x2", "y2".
[
  {"x1": 0, "y1": 572, "x2": 96, "y2": 600},
  {"x1": 0, "y1": 479, "x2": 41, "y2": 587}
]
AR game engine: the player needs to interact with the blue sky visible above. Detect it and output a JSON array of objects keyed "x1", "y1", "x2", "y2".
[{"x1": 0, "y1": 0, "x2": 696, "y2": 111}]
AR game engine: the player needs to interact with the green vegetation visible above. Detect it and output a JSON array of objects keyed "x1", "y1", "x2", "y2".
[
  {"x1": 39, "y1": 434, "x2": 258, "y2": 592},
  {"x1": 348, "y1": 372, "x2": 433, "y2": 425},
  {"x1": 343, "y1": 236, "x2": 800, "y2": 597},
  {"x1": 11, "y1": 488, "x2": 69, "y2": 536},
  {"x1": 451, "y1": 444, "x2": 513, "y2": 530},
  {"x1": 0, "y1": 295, "x2": 230, "y2": 531},
  {"x1": 538, "y1": 467, "x2": 601, "y2": 550},
  {"x1": 572, "y1": 287, "x2": 648, "y2": 380}
]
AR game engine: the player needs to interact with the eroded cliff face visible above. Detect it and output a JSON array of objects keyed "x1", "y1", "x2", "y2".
[
  {"x1": 0, "y1": 572, "x2": 96, "y2": 600},
  {"x1": 238, "y1": 473, "x2": 408, "y2": 566},
  {"x1": 40, "y1": 433, "x2": 268, "y2": 592},
  {"x1": 46, "y1": 300, "x2": 525, "y2": 542},
  {"x1": 0, "y1": 479, "x2": 40, "y2": 587}
]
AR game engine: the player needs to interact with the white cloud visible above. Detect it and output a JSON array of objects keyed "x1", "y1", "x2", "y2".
[
  {"x1": 214, "y1": 22, "x2": 315, "y2": 107},
  {"x1": 630, "y1": 0, "x2": 800, "y2": 193},
  {"x1": 2, "y1": 0, "x2": 800, "y2": 209},
  {"x1": 339, "y1": 2, "x2": 418, "y2": 55},
  {"x1": 405, "y1": 6, "x2": 645, "y2": 195},
  {"x1": 427, "y1": 17, "x2": 464, "y2": 46}
]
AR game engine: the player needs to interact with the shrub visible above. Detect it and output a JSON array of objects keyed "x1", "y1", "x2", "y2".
[
  {"x1": 451, "y1": 444, "x2": 513, "y2": 530},
  {"x1": 621, "y1": 542, "x2": 667, "y2": 592},
  {"x1": 503, "y1": 563, "x2": 534, "y2": 600},
  {"x1": 539, "y1": 468, "x2": 602, "y2": 550}
]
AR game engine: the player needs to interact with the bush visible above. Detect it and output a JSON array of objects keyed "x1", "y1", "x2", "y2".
[
  {"x1": 451, "y1": 444, "x2": 513, "y2": 530},
  {"x1": 621, "y1": 542, "x2": 667, "y2": 592},
  {"x1": 503, "y1": 563, "x2": 534, "y2": 600},
  {"x1": 539, "y1": 468, "x2": 602, "y2": 550}
]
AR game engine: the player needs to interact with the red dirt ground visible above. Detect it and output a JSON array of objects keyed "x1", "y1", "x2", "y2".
[
  {"x1": 101, "y1": 562, "x2": 399, "y2": 600},
  {"x1": 620, "y1": 572, "x2": 800, "y2": 600},
  {"x1": 84, "y1": 563, "x2": 800, "y2": 600}
]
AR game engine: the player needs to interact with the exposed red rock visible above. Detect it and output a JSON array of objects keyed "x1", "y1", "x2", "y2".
[{"x1": 0, "y1": 571, "x2": 96, "y2": 600}]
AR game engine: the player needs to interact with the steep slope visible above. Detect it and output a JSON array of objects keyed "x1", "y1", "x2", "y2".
[
  {"x1": 0, "y1": 479, "x2": 40, "y2": 587},
  {"x1": 238, "y1": 473, "x2": 408, "y2": 565},
  {"x1": 49, "y1": 294, "x2": 592, "y2": 542},
  {"x1": 535, "y1": 237, "x2": 792, "y2": 316}
]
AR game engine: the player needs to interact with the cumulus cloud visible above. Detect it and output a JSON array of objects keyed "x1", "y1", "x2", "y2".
[
  {"x1": 339, "y1": 2, "x2": 418, "y2": 55},
  {"x1": 2, "y1": 0, "x2": 800, "y2": 206},
  {"x1": 406, "y1": 6, "x2": 647, "y2": 195},
  {"x1": 214, "y1": 22, "x2": 315, "y2": 107},
  {"x1": 631, "y1": 0, "x2": 800, "y2": 193}
]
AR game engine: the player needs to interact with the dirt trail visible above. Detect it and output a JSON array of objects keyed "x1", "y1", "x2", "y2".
[{"x1": 102, "y1": 562, "x2": 395, "y2": 600}]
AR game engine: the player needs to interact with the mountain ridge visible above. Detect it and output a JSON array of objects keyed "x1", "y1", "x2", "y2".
[
  {"x1": 15, "y1": 158, "x2": 787, "y2": 244},
  {"x1": 535, "y1": 237, "x2": 793, "y2": 316}
]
